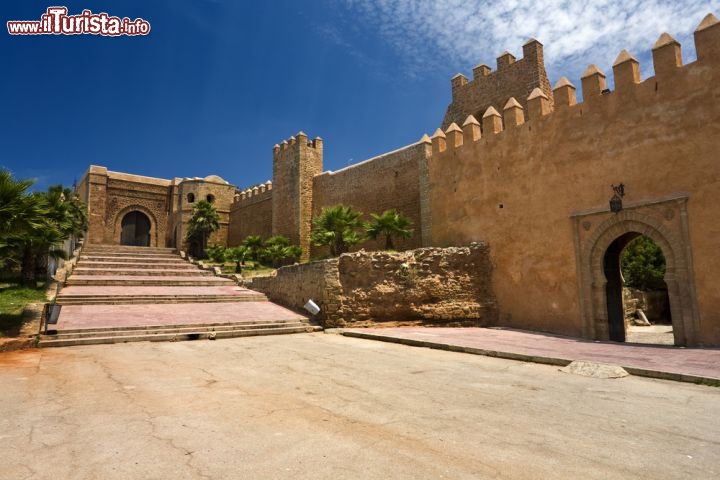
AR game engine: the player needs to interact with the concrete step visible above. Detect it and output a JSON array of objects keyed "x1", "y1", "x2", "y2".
[
  {"x1": 56, "y1": 294, "x2": 268, "y2": 305},
  {"x1": 75, "y1": 261, "x2": 199, "y2": 270},
  {"x1": 66, "y1": 276, "x2": 234, "y2": 286},
  {"x1": 39, "y1": 324, "x2": 322, "y2": 347},
  {"x1": 72, "y1": 268, "x2": 213, "y2": 277},
  {"x1": 80, "y1": 254, "x2": 183, "y2": 262},
  {"x1": 82, "y1": 246, "x2": 176, "y2": 253},
  {"x1": 47, "y1": 319, "x2": 284, "y2": 335},
  {"x1": 45, "y1": 320, "x2": 309, "y2": 339}
]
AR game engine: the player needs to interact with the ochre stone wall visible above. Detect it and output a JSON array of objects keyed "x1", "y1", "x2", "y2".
[
  {"x1": 227, "y1": 188, "x2": 273, "y2": 245},
  {"x1": 442, "y1": 39, "x2": 553, "y2": 129},
  {"x1": 249, "y1": 244, "x2": 497, "y2": 328},
  {"x1": 311, "y1": 141, "x2": 430, "y2": 257},
  {"x1": 428, "y1": 20, "x2": 720, "y2": 345}
]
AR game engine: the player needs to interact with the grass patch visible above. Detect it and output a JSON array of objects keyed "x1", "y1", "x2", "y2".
[
  {"x1": 0, "y1": 281, "x2": 47, "y2": 337},
  {"x1": 205, "y1": 261, "x2": 277, "y2": 277}
]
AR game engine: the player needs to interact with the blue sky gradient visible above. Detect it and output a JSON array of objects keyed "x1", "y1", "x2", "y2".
[{"x1": 2, "y1": 1, "x2": 717, "y2": 191}]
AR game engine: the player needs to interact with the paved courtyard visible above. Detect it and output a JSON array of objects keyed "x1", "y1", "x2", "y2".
[{"x1": 1, "y1": 333, "x2": 718, "y2": 479}]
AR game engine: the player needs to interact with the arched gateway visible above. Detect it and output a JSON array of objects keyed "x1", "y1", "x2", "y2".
[
  {"x1": 574, "y1": 197, "x2": 700, "y2": 346},
  {"x1": 120, "y1": 211, "x2": 151, "y2": 246}
]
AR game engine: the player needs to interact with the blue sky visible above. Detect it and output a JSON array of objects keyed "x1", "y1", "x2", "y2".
[{"x1": 2, "y1": 0, "x2": 717, "y2": 192}]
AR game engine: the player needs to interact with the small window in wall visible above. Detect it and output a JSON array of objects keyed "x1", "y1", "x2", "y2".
[
  {"x1": 187, "y1": 193, "x2": 195, "y2": 203},
  {"x1": 206, "y1": 194, "x2": 215, "y2": 203}
]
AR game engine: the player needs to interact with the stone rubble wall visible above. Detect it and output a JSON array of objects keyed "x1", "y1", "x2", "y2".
[{"x1": 248, "y1": 244, "x2": 496, "y2": 328}]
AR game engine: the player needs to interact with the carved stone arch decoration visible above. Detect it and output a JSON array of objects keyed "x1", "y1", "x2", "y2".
[
  {"x1": 573, "y1": 195, "x2": 700, "y2": 346},
  {"x1": 112, "y1": 204, "x2": 160, "y2": 247}
]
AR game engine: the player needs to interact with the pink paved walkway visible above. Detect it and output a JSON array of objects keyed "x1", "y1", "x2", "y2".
[
  {"x1": 67, "y1": 275, "x2": 232, "y2": 283},
  {"x1": 56, "y1": 302, "x2": 308, "y2": 330},
  {"x1": 342, "y1": 327, "x2": 720, "y2": 385}
]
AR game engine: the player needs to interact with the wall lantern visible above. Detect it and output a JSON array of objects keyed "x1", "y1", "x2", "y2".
[{"x1": 609, "y1": 183, "x2": 625, "y2": 213}]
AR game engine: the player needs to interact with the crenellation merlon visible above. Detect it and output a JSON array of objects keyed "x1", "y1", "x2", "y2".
[
  {"x1": 496, "y1": 50, "x2": 516, "y2": 70},
  {"x1": 503, "y1": 97, "x2": 524, "y2": 128},
  {"x1": 431, "y1": 128, "x2": 446, "y2": 154},
  {"x1": 445, "y1": 122, "x2": 463, "y2": 148},
  {"x1": 462, "y1": 115, "x2": 481, "y2": 143},
  {"x1": 482, "y1": 106, "x2": 503, "y2": 135},
  {"x1": 472, "y1": 64, "x2": 491, "y2": 79},
  {"x1": 652, "y1": 32, "x2": 682, "y2": 77},
  {"x1": 527, "y1": 88, "x2": 551, "y2": 118},
  {"x1": 580, "y1": 64, "x2": 607, "y2": 102},
  {"x1": 695, "y1": 13, "x2": 720, "y2": 61},
  {"x1": 612, "y1": 50, "x2": 640, "y2": 93},
  {"x1": 553, "y1": 77, "x2": 577, "y2": 107}
]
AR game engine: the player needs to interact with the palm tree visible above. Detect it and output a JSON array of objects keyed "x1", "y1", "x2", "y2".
[
  {"x1": 9, "y1": 193, "x2": 68, "y2": 287},
  {"x1": 365, "y1": 209, "x2": 413, "y2": 250},
  {"x1": 242, "y1": 235, "x2": 263, "y2": 261},
  {"x1": 186, "y1": 200, "x2": 220, "y2": 258},
  {"x1": 310, "y1": 204, "x2": 363, "y2": 256},
  {"x1": 0, "y1": 169, "x2": 40, "y2": 237},
  {"x1": 225, "y1": 246, "x2": 248, "y2": 273},
  {"x1": 0, "y1": 173, "x2": 88, "y2": 286}
]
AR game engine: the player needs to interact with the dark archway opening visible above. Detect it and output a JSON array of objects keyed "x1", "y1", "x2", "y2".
[
  {"x1": 604, "y1": 233, "x2": 671, "y2": 344},
  {"x1": 120, "y1": 211, "x2": 151, "y2": 246}
]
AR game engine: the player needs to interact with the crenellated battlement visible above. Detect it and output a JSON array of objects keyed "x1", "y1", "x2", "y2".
[
  {"x1": 430, "y1": 13, "x2": 720, "y2": 156},
  {"x1": 272, "y1": 131, "x2": 323, "y2": 161},
  {"x1": 442, "y1": 38, "x2": 553, "y2": 129},
  {"x1": 231, "y1": 180, "x2": 273, "y2": 207}
]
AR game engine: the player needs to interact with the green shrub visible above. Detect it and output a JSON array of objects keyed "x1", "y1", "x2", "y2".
[
  {"x1": 621, "y1": 236, "x2": 666, "y2": 290},
  {"x1": 205, "y1": 244, "x2": 227, "y2": 263}
]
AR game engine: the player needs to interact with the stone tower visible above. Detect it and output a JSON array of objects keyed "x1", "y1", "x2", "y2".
[
  {"x1": 442, "y1": 39, "x2": 553, "y2": 129},
  {"x1": 271, "y1": 132, "x2": 323, "y2": 261}
]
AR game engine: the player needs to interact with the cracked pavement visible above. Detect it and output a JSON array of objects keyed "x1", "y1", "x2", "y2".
[{"x1": 0, "y1": 333, "x2": 718, "y2": 479}]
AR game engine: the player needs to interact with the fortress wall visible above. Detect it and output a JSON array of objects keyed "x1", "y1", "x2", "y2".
[
  {"x1": 311, "y1": 141, "x2": 430, "y2": 257},
  {"x1": 228, "y1": 188, "x2": 273, "y2": 245},
  {"x1": 428, "y1": 20, "x2": 720, "y2": 343}
]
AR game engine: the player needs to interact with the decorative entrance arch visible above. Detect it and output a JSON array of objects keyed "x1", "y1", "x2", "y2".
[
  {"x1": 120, "y1": 211, "x2": 151, "y2": 246},
  {"x1": 573, "y1": 196, "x2": 700, "y2": 346}
]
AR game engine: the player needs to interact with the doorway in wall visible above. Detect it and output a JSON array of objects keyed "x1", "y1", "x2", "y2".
[
  {"x1": 603, "y1": 233, "x2": 672, "y2": 344},
  {"x1": 120, "y1": 211, "x2": 151, "y2": 246}
]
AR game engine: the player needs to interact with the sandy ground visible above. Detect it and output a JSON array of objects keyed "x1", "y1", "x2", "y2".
[{"x1": 1, "y1": 333, "x2": 718, "y2": 480}]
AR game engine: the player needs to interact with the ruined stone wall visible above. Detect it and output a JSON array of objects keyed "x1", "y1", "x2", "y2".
[
  {"x1": 227, "y1": 186, "x2": 273, "y2": 245},
  {"x1": 249, "y1": 244, "x2": 497, "y2": 328},
  {"x1": 428, "y1": 17, "x2": 720, "y2": 345},
  {"x1": 250, "y1": 260, "x2": 338, "y2": 319},
  {"x1": 442, "y1": 39, "x2": 553, "y2": 129},
  {"x1": 311, "y1": 141, "x2": 430, "y2": 258}
]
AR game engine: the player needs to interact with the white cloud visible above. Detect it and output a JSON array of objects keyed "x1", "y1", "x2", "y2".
[{"x1": 343, "y1": 0, "x2": 720, "y2": 83}]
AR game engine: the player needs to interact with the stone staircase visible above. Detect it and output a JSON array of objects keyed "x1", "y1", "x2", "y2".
[{"x1": 41, "y1": 245, "x2": 319, "y2": 347}]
